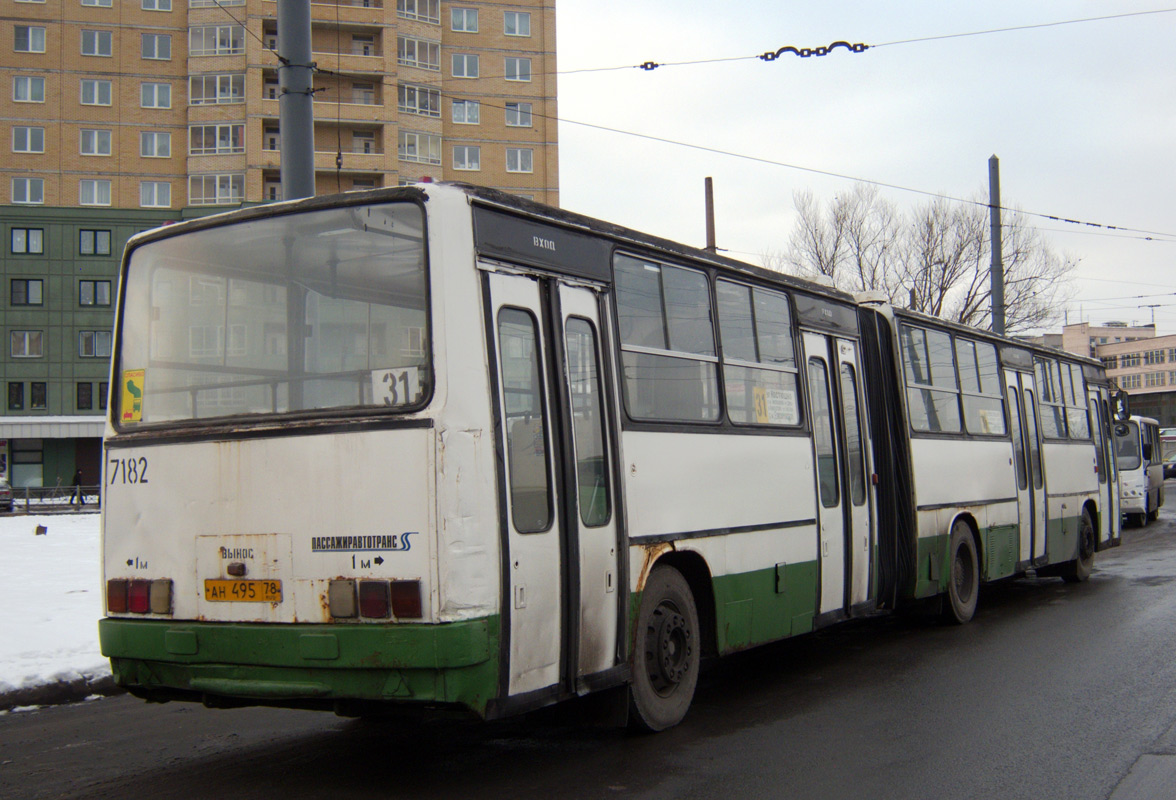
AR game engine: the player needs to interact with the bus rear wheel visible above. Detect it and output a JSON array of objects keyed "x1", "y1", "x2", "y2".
[
  {"x1": 1062, "y1": 510, "x2": 1095, "y2": 583},
  {"x1": 629, "y1": 565, "x2": 700, "y2": 732},
  {"x1": 942, "y1": 521, "x2": 978, "y2": 625}
]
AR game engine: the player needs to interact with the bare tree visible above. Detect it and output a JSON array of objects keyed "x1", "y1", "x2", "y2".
[{"x1": 771, "y1": 184, "x2": 1076, "y2": 333}]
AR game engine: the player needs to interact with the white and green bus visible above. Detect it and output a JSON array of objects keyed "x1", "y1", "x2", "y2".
[{"x1": 99, "y1": 183, "x2": 1121, "y2": 730}]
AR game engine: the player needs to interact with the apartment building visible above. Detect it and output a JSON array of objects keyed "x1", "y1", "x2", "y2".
[{"x1": 1, "y1": 0, "x2": 558, "y2": 489}]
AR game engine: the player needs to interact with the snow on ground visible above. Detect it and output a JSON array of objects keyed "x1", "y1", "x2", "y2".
[{"x1": 0, "y1": 513, "x2": 108, "y2": 695}]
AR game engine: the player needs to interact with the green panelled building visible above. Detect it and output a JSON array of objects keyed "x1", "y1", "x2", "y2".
[{"x1": 2, "y1": 205, "x2": 181, "y2": 490}]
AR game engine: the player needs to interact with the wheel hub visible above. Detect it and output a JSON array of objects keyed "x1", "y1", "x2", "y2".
[{"x1": 652, "y1": 607, "x2": 692, "y2": 687}]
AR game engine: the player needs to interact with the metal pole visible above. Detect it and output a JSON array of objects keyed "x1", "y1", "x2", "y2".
[
  {"x1": 704, "y1": 177, "x2": 716, "y2": 253},
  {"x1": 988, "y1": 155, "x2": 1005, "y2": 335},
  {"x1": 278, "y1": 0, "x2": 315, "y2": 200}
]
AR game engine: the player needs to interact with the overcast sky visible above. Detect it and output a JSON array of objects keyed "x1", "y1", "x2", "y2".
[{"x1": 555, "y1": 1, "x2": 1176, "y2": 334}]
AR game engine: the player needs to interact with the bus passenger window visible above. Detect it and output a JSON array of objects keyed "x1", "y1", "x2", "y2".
[
  {"x1": 498, "y1": 308, "x2": 552, "y2": 533},
  {"x1": 716, "y1": 280, "x2": 801, "y2": 427},
  {"x1": 901, "y1": 325, "x2": 961, "y2": 434},
  {"x1": 614, "y1": 254, "x2": 719, "y2": 422}
]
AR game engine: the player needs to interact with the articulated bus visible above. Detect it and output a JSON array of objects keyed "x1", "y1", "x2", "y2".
[{"x1": 98, "y1": 183, "x2": 1121, "y2": 731}]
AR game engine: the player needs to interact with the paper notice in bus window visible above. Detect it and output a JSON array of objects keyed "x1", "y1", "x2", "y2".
[
  {"x1": 766, "y1": 388, "x2": 799, "y2": 425},
  {"x1": 372, "y1": 366, "x2": 420, "y2": 407},
  {"x1": 976, "y1": 407, "x2": 997, "y2": 434},
  {"x1": 754, "y1": 386, "x2": 798, "y2": 425},
  {"x1": 121, "y1": 369, "x2": 145, "y2": 423}
]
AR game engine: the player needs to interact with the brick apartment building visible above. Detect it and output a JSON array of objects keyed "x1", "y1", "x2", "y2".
[{"x1": 1, "y1": 0, "x2": 558, "y2": 489}]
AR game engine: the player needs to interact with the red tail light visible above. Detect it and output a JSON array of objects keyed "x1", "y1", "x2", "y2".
[
  {"x1": 128, "y1": 580, "x2": 151, "y2": 613},
  {"x1": 358, "y1": 580, "x2": 391, "y2": 619},
  {"x1": 107, "y1": 579, "x2": 128, "y2": 613},
  {"x1": 390, "y1": 580, "x2": 423, "y2": 619}
]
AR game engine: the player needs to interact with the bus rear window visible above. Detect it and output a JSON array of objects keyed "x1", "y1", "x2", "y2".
[{"x1": 116, "y1": 202, "x2": 429, "y2": 425}]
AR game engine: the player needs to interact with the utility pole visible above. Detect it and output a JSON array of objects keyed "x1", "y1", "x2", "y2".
[
  {"x1": 988, "y1": 155, "x2": 1005, "y2": 335},
  {"x1": 704, "y1": 177, "x2": 717, "y2": 253},
  {"x1": 278, "y1": 0, "x2": 315, "y2": 201}
]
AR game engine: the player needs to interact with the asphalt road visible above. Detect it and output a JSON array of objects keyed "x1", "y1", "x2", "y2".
[{"x1": 4, "y1": 507, "x2": 1176, "y2": 800}]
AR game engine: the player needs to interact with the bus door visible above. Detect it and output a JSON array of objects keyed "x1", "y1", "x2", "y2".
[
  {"x1": 486, "y1": 269, "x2": 621, "y2": 702},
  {"x1": 1089, "y1": 387, "x2": 1119, "y2": 546},
  {"x1": 803, "y1": 333, "x2": 871, "y2": 616},
  {"x1": 1005, "y1": 370, "x2": 1047, "y2": 566}
]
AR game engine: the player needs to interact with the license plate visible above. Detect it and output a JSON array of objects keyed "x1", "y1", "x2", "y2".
[{"x1": 204, "y1": 579, "x2": 282, "y2": 603}]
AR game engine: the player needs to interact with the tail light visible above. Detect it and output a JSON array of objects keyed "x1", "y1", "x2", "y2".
[
  {"x1": 107, "y1": 578, "x2": 172, "y2": 615},
  {"x1": 329, "y1": 579, "x2": 422, "y2": 620}
]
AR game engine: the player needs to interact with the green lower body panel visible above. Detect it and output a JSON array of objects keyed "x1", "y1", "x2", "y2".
[
  {"x1": 1046, "y1": 513, "x2": 1079, "y2": 566},
  {"x1": 711, "y1": 561, "x2": 819, "y2": 653},
  {"x1": 98, "y1": 616, "x2": 500, "y2": 716}
]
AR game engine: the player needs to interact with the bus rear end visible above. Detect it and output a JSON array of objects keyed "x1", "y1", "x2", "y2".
[{"x1": 99, "y1": 191, "x2": 498, "y2": 716}]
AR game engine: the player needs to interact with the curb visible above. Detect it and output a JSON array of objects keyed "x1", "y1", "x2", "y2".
[{"x1": 0, "y1": 675, "x2": 125, "y2": 713}]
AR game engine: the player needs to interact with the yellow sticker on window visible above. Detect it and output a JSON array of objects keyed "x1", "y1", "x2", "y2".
[{"x1": 121, "y1": 369, "x2": 145, "y2": 423}]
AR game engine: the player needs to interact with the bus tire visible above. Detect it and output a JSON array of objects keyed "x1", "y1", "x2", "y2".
[
  {"x1": 629, "y1": 565, "x2": 700, "y2": 732},
  {"x1": 942, "y1": 521, "x2": 978, "y2": 625},
  {"x1": 1062, "y1": 510, "x2": 1096, "y2": 583}
]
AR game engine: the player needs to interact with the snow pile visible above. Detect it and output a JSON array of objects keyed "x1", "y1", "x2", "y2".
[{"x1": 0, "y1": 514, "x2": 109, "y2": 700}]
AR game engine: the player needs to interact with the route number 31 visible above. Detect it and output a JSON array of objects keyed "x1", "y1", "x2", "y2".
[{"x1": 372, "y1": 367, "x2": 420, "y2": 407}]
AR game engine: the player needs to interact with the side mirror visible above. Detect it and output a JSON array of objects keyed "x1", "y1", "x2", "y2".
[{"x1": 1113, "y1": 388, "x2": 1130, "y2": 421}]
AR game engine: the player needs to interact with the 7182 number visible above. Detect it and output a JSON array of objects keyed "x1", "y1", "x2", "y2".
[{"x1": 109, "y1": 457, "x2": 148, "y2": 485}]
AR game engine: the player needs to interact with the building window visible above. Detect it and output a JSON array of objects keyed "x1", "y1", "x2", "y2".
[
  {"x1": 30, "y1": 382, "x2": 46, "y2": 410},
  {"x1": 12, "y1": 178, "x2": 44, "y2": 204},
  {"x1": 80, "y1": 280, "x2": 112, "y2": 306},
  {"x1": 504, "y1": 11, "x2": 531, "y2": 37},
  {"x1": 82, "y1": 30, "x2": 113, "y2": 57},
  {"x1": 351, "y1": 34, "x2": 376, "y2": 56},
  {"x1": 189, "y1": 173, "x2": 244, "y2": 205},
  {"x1": 11, "y1": 330, "x2": 44, "y2": 358},
  {"x1": 11, "y1": 228, "x2": 44, "y2": 254},
  {"x1": 506, "y1": 147, "x2": 533, "y2": 173},
  {"x1": 79, "y1": 229, "x2": 112, "y2": 255},
  {"x1": 452, "y1": 53, "x2": 479, "y2": 78},
  {"x1": 189, "y1": 124, "x2": 244, "y2": 155},
  {"x1": 143, "y1": 0, "x2": 172, "y2": 9},
  {"x1": 264, "y1": 127, "x2": 280, "y2": 150},
  {"x1": 140, "y1": 181, "x2": 171, "y2": 208},
  {"x1": 12, "y1": 126, "x2": 45, "y2": 153},
  {"x1": 79, "y1": 179, "x2": 112, "y2": 206},
  {"x1": 264, "y1": 179, "x2": 280, "y2": 201},
  {"x1": 190, "y1": 25, "x2": 244, "y2": 56},
  {"x1": 190, "y1": 73, "x2": 244, "y2": 104},
  {"x1": 397, "y1": 131, "x2": 441, "y2": 164},
  {"x1": 15, "y1": 26, "x2": 46, "y2": 53},
  {"x1": 8, "y1": 383, "x2": 23, "y2": 410},
  {"x1": 79, "y1": 330, "x2": 113, "y2": 358},
  {"x1": 11, "y1": 279, "x2": 43, "y2": 306},
  {"x1": 351, "y1": 82, "x2": 376, "y2": 105},
  {"x1": 82, "y1": 0, "x2": 112, "y2": 6},
  {"x1": 452, "y1": 99, "x2": 480, "y2": 124},
  {"x1": 99, "y1": 381, "x2": 108, "y2": 410},
  {"x1": 398, "y1": 84, "x2": 440, "y2": 116},
  {"x1": 142, "y1": 33, "x2": 171, "y2": 59},
  {"x1": 505, "y1": 57, "x2": 531, "y2": 82},
  {"x1": 264, "y1": 79, "x2": 279, "y2": 100},
  {"x1": 451, "y1": 7, "x2": 478, "y2": 32},
  {"x1": 397, "y1": 36, "x2": 439, "y2": 70},
  {"x1": 190, "y1": 0, "x2": 242, "y2": 5},
  {"x1": 81, "y1": 79, "x2": 113, "y2": 106},
  {"x1": 140, "y1": 131, "x2": 171, "y2": 158},
  {"x1": 80, "y1": 129, "x2": 113, "y2": 156},
  {"x1": 452, "y1": 145, "x2": 480, "y2": 171},
  {"x1": 398, "y1": 0, "x2": 439, "y2": 24},
  {"x1": 77, "y1": 382, "x2": 93, "y2": 411},
  {"x1": 14, "y1": 76, "x2": 45, "y2": 103},
  {"x1": 352, "y1": 131, "x2": 375, "y2": 154},
  {"x1": 505, "y1": 101, "x2": 532, "y2": 127},
  {"x1": 141, "y1": 81, "x2": 172, "y2": 108}
]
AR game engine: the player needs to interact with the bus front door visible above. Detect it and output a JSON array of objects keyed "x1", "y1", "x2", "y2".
[
  {"x1": 1089, "y1": 387, "x2": 1119, "y2": 547},
  {"x1": 486, "y1": 269, "x2": 622, "y2": 705}
]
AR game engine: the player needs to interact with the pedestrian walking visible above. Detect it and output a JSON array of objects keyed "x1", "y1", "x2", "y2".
[{"x1": 69, "y1": 469, "x2": 85, "y2": 506}]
